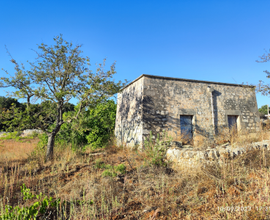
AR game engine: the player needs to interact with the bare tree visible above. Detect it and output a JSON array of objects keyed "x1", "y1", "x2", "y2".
[{"x1": 257, "y1": 49, "x2": 270, "y2": 96}]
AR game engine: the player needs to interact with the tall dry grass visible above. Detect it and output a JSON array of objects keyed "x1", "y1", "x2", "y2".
[
  {"x1": 0, "y1": 138, "x2": 39, "y2": 162},
  {"x1": 214, "y1": 125, "x2": 270, "y2": 148},
  {"x1": 1, "y1": 127, "x2": 270, "y2": 219}
]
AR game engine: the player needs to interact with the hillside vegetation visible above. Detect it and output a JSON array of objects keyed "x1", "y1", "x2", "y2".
[{"x1": 1, "y1": 128, "x2": 270, "y2": 219}]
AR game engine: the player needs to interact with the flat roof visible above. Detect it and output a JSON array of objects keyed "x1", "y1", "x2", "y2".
[{"x1": 120, "y1": 74, "x2": 255, "y2": 91}]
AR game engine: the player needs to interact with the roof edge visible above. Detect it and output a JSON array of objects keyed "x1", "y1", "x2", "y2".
[{"x1": 120, "y1": 74, "x2": 255, "y2": 91}]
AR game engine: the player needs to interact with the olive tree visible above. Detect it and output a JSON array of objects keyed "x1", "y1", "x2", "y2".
[{"x1": 0, "y1": 35, "x2": 126, "y2": 161}]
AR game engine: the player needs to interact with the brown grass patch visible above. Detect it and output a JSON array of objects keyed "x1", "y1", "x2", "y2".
[
  {"x1": 0, "y1": 138, "x2": 39, "y2": 162},
  {"x1": 1, "y1": 131, "x2": 270, "y2": 219}
]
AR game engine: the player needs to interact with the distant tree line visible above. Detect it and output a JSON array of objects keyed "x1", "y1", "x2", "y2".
[
  {"x1": 0, "y1": 96, "x2": 117, "y2": 150},
  {"x1": 0, "y1": 96, "x2": 75, "y2": 131}
]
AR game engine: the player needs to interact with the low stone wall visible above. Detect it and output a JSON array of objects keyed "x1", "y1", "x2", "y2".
[
  {"x1": 166, "y1": 140, "x2": 270, "y2": 169},
  {"x1": 0, "y1": 129, "x2": 43, "y2": 138}
]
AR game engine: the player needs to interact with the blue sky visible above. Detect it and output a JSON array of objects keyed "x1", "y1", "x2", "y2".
[{"x1": 1, "y1": 0, "x2": 270, "y2": 108}]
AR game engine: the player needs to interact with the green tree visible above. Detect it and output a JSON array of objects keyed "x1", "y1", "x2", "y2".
[
  {"x1": 258, "y1": 105, "x2": 269, "y2": 115},
  {"x1": 0, "y1": 96, "x2": 23, "y2": 110},
  {"x1": 0, "y1": 100, "x2": 75, "y2": 132},
  {"x1": 0, "y1": 47, "x2": 38, "y2": 113},
  {"x1": 0, "y1": 96, "x2": 26, "y2": 131},
  {"x1": 0, "y1": 35, "x2": 126, "y2": 161}
]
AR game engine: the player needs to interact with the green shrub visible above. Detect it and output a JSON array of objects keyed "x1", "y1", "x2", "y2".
[
  {"x1": 102, "y1": 170, "x2": 117, "y2": 177},
  {"x1": 94, "y1": 159, "x2": 106, "y2": 169},
  {"x1": 115, "y1": 164, "x2": 126, "y2": 174},
  {"x1": 144, "y1": 131, "x2": 172, "y2": 167},
  {"x1": 83, "y1": 100, "x2": 116, "y2": 150},
  {"x1": 259, "y1": 105, "x2": 269, "y2": 115},
  {"x1": 37, "y1": 133, "x2": 48, "y2": 149},
  {"x1": 55, "y1": 100, "x2": 116, "y2": 150},
  {"x1": 0, "y1": 131, "x2": 22, "y2": 141},
  {"x1": 0, "y1": 130, "x2": 41, "y2": 142},
  {"x1": 96, "y1": 160, "x2": 126, "y2": 177},
  {"x1": 0, "y1": 184, "x2": 60, "y2": 220},
  {"x1": 0, "y1": 98, "x2": 75, "y2": 133},
  {"x1": 0, "y1": 131, "x2": 20, "y2": 138},
  {"x1": 15, "y1": 100, "x2": 116, "y2": 153}
]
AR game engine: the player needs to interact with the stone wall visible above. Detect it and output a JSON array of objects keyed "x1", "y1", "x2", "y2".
[
  {"x1": 142, "y1": 76, "x2": 260, "y2": 146},
  {"x1": 115, "y1": 75, "x2": 260, "y2": 148},
  {"x1": 166, "y1": 140, "x2": 270, "y2": 169},
  {"x1": 115, "y1": 76, "x2": 144, "y2": 148}
]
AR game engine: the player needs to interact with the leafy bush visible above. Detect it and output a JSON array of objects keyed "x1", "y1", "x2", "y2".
[
  {"x1": 84, "y1": 100, "x2": 117, "y2": 149},
  {"x1": 144, "y1": 131, "x2": 172, "y2": 167},
  {"x1": 95, "y1": 160, "x2": 126, "y2": 177},
  {"x1": 0, "y1": 131, "x2": 40, "y2": 142},
  {"x1": 0, "y1": 96, "x2": 23, "y2": 110},
  {"x1": 0, "y1": 98, "x2": 116, "y2": 152},
  {"x1": 0, "y1": 131, "x2": 21, "y2": 141},
  {"x1": 0, "y1": 184, "x2": 60, "y2": 219},
  {"x1": 115, "y1": 164, "x2": 126, "y2": 174},
  {"x1": 0, "y1": 131, "x2": 39, "y2": 142},
  {"x1": 102, "y1": 170, "x2": 117, "y2": 177},
  {"x1": 55, "y1": 100, "x2": 117, "y2": 150}
]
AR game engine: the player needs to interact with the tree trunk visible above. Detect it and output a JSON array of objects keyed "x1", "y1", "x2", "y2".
[
  {"x1": 46, "y1": 133, "x2": 56, "y2": 161},
  {"x1": 27, "y1": 96, "x2": 30, "y2": 111},
  {"x1": 45, "y1": 124, "x2": 61, "y2": 161}
]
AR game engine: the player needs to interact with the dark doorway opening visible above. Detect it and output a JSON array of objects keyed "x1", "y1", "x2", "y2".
[
  {"x1": 228, "y1": 115, "x2": 238, "y2": 131},
  {"x1": 180, "y1": 115, "x2": 193, "y2": 144}
]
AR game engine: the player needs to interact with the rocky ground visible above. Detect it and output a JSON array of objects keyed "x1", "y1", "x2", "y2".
[{"x1": 166, "y1": 140, "x2": 270, "y2": 169}]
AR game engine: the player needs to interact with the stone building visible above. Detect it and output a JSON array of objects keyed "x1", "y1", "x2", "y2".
[{"x1": 115, "y1": 74, "x2": 260, "y2": 148}]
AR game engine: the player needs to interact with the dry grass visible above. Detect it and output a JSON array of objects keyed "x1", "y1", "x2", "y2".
[
  {"x1": 1, "y1": 130, "x2": 270, "y2": 219},
  {"x1": 0, "y1": 138, "x2": 39, "y2": 162}
]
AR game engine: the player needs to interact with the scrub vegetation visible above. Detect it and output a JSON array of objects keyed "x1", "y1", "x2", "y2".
[{"x1": 1, "y1": 127, "x2": 270, "y2": 219}]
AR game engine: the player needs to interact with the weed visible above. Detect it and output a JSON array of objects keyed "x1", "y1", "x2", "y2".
[
  {"x1": 102, "y1": 170, "x2": 117, "y2": 177},
  {"x1": 144, "y1": 131, "x2": 172, "y2": 167},
  {"x1": 115, "y1": 164, "x2": 126, "y2": 174},
  {"x1": 1, "y1": 184, "x2": 60, "y2": 219},
  {"x1": 94, "y1": 159, "x2": 106, "y2": 169},
  {"x1": 99, "y1": 162, "x2": 126, "y2": 177}
]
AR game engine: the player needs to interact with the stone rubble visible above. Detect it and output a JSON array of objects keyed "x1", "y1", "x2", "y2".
[
  {"x1": 0, "y1": 129, "x2": 43, "y2": 138},
  {"x1": 166, "y1": 140, "x2": 270, "y2": 168}
]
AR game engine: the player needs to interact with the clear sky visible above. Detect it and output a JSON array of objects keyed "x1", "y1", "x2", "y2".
[{"x1": 1, "y1": 0, "x2": 270, "y2": 108}]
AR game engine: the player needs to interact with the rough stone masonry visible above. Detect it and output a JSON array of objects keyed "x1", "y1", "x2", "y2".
[{"x1": 115, "y1": 74, "x2": 260, "y2": 148}]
